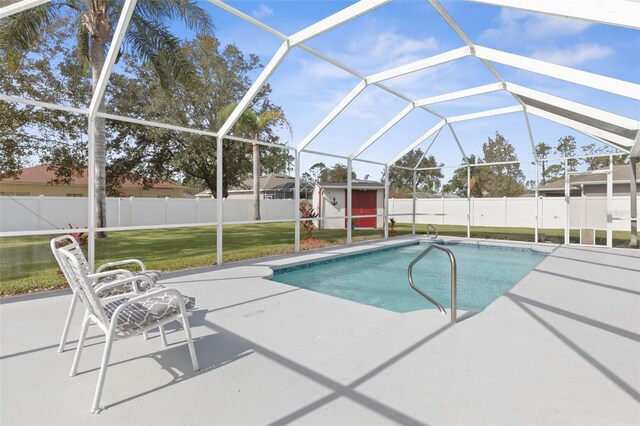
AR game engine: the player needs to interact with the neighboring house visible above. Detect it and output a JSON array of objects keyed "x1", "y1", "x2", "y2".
[
  {"x1": 195, "y1": 173, "x2": 313, "y2": 199},
  {"x1": 312, "y1": 180, "x2": 385, "y2": 229},
  {"x1": 0, "y1": 165, "x2": 190, "y2": 198},
  {"x1": 414, "y1": 192, "x2": 461, "y2": 199},
  {"x1": 538, "y1": 164, "x2": 640, "y2": 197}
]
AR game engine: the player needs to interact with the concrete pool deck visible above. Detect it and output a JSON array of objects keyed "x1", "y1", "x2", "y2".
[{"x1": 1, "y1": 236, "x2": 639, "y2": 425}]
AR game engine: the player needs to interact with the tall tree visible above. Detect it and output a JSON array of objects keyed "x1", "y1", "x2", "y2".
[
  {"x1": 1, "y1": 0, "x2": 213, "y2": 233},
  {"x1": 302, "y1": 162, "x2": 328, "y2": 183},
  {"x1": 320, "y1": 164, "x2": 355, "y2": 182},
  {"x1": 389, "y1": 149, "x2": 443, "y2": 197},
  {"x1": 108, "y1": 35, "x2": 286, "y2": 199},
  {"x1": 581, "y1": 143, "x2": 628, "y2": 170},
  {"x1": 555, "y1": 135, "x2": 578, "y2": 172},
  {"x1": 442, "y1": 155, "x2": 484, "y2": 197},
  {"x1": 480, "y1": 132, "x2": 526, "y2": 197},
  {"x1": 535, "y1": 142, "x2": 552, "y2": 185},
  {"x1": 218, "y1": 103, "x2": 290, "y2": 220}
]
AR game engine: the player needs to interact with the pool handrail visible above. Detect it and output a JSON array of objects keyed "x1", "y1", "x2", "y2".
[
  {"x1": 407, "y1": 244, "x2": 457, "y2": 324},
  {"x1": 426, "y1": 224, "x2": 438, "y2": 240}
]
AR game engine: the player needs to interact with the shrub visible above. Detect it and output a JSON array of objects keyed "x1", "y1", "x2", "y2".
[
  {"x1": 68, "y1": 223, "x2": 88, "y2": 247},
  {"x1": 299, "y1": 205, "x2": 319, "y2": 239},
  {"x1": 389, "y1": 217, "x2": 397, "y2": 231}
]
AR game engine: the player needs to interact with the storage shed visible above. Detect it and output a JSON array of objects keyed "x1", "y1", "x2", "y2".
[{"x1": 312, "y1": 181, "x2": 385, "y2": 229}]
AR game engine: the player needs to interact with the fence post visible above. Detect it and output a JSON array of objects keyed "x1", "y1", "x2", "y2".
[
  {"x1": 129, "y1": 196, "x2": 134, "y2": 226},
  {"x1": 38, "y1": 195, "x2": 45, "y2": 230},
  {"x1": 504, "y1": 196, "x2": 507, "y2": 228},
  {"x1": 165, "y1": 196, "x2": 169, "y2": 225},
  {"x1": 195, "y1": 197, "x2": 199, "y2": 224}
]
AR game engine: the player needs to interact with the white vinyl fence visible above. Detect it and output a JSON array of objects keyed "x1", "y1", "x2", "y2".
[
  {"x1": 1, "y1": 195, "x2": 636, "y2": 233},
  {"x1": 0, "y1": 196, "x2": 296, "y2": 232},
  {"x1": 389, "y1": 196, "x2": 637, "y2": 232}
]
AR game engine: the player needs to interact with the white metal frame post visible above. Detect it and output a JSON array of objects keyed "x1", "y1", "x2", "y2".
[
  {"x1": 294, "y1": 151, "x2": 301, "y2": 252},
  {"x1": 412, "y1": 170, "x2": 417, "y2": 234},
  {"x1": 347, "y1": 159, "x2": 353, "y2": 243},
  {"x1": 564, "y1": 159, "x2": 570, "y2": 245},
  {"x1": 86, "y1": 0, "x2": 139, "y2": 268},
  {"x1": 384, "y1": 166, "x2": 390, "y2": 239},
  {"x1": 467, "y1": 164, "x2": 471, "y2": 239},
  {"x1": 535, "y1": 160, "x2": 540, "y2": 243},
  {"x1": 607, "y1": 155, "x2": 614, "y2": 248},
  {"x1": 216, "y1": 136, "x2": 223, "y2": 265}
]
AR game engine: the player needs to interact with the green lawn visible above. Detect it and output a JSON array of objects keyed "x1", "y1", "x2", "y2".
[{"x1": 0, "y1": 223, "x2": 634, "y2": 296}]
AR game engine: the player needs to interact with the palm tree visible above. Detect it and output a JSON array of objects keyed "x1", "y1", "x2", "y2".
[
  {"x1": 218, "y1": 104, "x2": 290, "y2": 220},
  {"x1": 0, "y1": 0, "x2": 213, "y2": 235}
]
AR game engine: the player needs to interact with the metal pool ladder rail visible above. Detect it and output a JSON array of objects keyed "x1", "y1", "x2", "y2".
[
  {"x1": 407, "y1": 244, "x2": 457, "y2": 324},
  {"x1": 426, "y1": 224, "x2": 438, "y2": 239}
]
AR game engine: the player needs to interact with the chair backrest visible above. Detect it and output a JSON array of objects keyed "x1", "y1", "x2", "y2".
[
  {"x1": 50, "y1": 235, "x2": 93, "y2": 293},
  {"x1": 56, "y1": 245, "x2": 109, "y2": 326}
]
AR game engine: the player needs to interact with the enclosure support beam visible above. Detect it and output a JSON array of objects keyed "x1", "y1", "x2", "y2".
[
  {"x1": 85, "y1": 0, "x2": 138, "y2": 269},
  {"x1": 475, "y1": 45, "x2": 640, "y2": 100},
  {"x1": 297, "y1": 80, "x2": 367, "y2": 152},
  {"x1": 216, "y1": 136, "x2": 223, "y2": 265},
  {"x1": 294, "y1": 151, "x2": 301, "y2": 252},
  {"x1": 347, "y1": 159, "x2": 353, "y2": 244},
  {"x1": 607, "y1": 156, "x2": 613, "y2": 248},
  {"x1": 0, "y1": 0, "x2": 51, "y2": 20},
  {"x1": 467, "y1": 0, "x2": 640, "y2": 30},
  {"x1": 564, "y1": 159, "x2": 570, "y2": 245},
  {"x1": 535, "y1": 160, "x2": 539, "y2": 244},
  {"x1": 87, "y1": 117, "x2": 96, "y2": 268},
  {"x1": 630, "y1": 156, "x2": 638, "y2": 248},
  {"x1": 467, "y1": 165, "x2": 471, "y2": 239},
  {"x1": 384, "y1": 166, "x2": 390, "y2": 239},
  {"x1": 412, "y1": 170, "x2": 417, "y2": 235}
]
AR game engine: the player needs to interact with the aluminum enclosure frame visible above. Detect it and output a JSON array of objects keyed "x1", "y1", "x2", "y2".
[{"x1": 1, "y1": 0, "x2": 639, "y2": 263}]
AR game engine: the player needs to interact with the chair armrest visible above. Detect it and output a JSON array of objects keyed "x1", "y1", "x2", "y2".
[
  {"x1": 94, "y1": 273, "x2": 155, "y2": 295},
  {"x1": 96, "y1": 259, "x2": 146, "y2": 273},
  {"x1": 108, "y1": 288, "x2": 188, "y2": 333},
  {"x1": 89, "y1": 269, "x2": 134, "y2": 280}
]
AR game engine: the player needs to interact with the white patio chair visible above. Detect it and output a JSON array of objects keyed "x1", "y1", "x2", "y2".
[
  {"x1": 56, "y1": 245, "x2": 200, "y2": 414},
  {"x1": 51, "y1": 235, "x2": 161, "y2": 352}
]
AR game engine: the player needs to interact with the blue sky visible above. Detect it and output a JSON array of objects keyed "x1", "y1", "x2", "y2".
[{"x1": 131, "y1": 1, "x2": 640, "y2": 183}]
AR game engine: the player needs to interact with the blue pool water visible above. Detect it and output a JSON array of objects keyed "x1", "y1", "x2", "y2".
[{"x1": 272, "y1": 243, "x2": 547, "y2": 313}]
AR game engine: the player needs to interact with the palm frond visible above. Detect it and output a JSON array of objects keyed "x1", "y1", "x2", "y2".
[
  {"x1": 0, "y1": 4, "x2": 58, "y2": 69},
  {"x1": 135, "y1": 0, "x2": 213, "y2": 35},
  {"x1": 126, "y1": 15, "x2": 196, "y2": 89}
]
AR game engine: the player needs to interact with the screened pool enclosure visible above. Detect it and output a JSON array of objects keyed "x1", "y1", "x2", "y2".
[{"x1": 1, "y1": 0, "x2": 638, "y2": 270}]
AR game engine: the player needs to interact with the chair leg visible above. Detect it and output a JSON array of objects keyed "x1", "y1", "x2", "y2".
[
  {"x1": 58, "y1": 294, "x2": 79, "y2": 353},
  {"x1": 91, "y1": 331, "x2": 115, "y2": 414},
  {"x1": 181, "y1": 315, "x2": 199, "y2": 372},
  {"x1": 159, "y1": 325, "x2": 168, "y2": 347},
  {"x1": 70, "y1": 313, "x2": 90, "y2": 376}
]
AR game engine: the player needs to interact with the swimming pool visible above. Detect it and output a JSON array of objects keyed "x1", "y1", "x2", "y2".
[{"x1": 272, "y1": 242, "x2": 547, "y2": 313}]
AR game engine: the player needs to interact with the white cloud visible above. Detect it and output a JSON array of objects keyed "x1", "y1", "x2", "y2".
[
  {"x1": 252, "y1": 4, "x2": 273, "y2": 19},
  {"x1": 532, "y1": 43, "x2": 615, "y2": 66},
  {"x1": 479, "y1": 8, "x2": 591, "y2": 46},
  {"x1": 346, "y1": 30, "x2": 439, "y2": 72}
]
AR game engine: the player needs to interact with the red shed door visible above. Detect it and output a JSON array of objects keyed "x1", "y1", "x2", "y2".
[{"x1": 351, "y1": 190, "x2": 377, "y2": 228}]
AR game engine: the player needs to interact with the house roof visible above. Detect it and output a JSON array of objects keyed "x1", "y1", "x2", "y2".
[
  {"x1": 230, "y1": 174, "x2": 299, "y2": 192},
  {"x1": 1, "y1": 165, "x2": 183, "y2": 190},
  {"x1": 195, "y1": 174, "x2": 312, "y2": 197},
  {"x1": 316, "y1": 180, "x2": 385, "y2": 190},
  {"x1": 538, "y1": 164, "x2": 640, "y2": 192}
]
